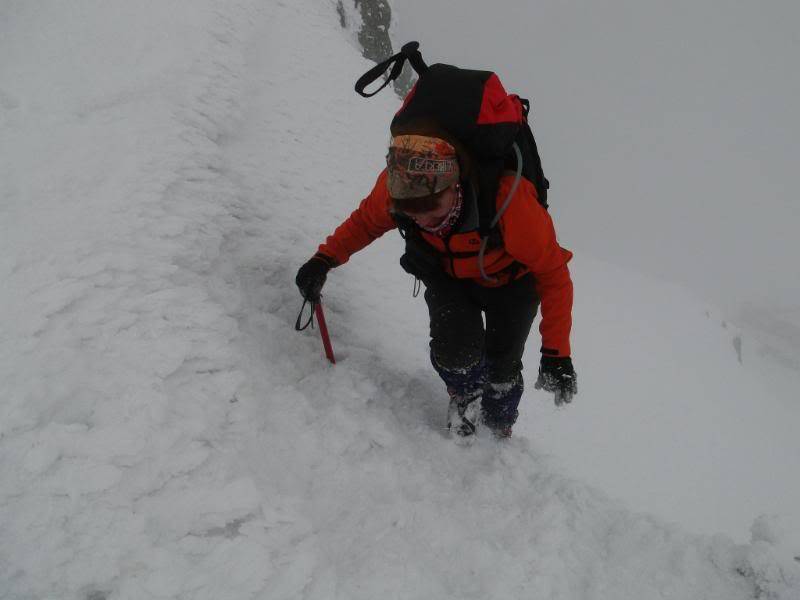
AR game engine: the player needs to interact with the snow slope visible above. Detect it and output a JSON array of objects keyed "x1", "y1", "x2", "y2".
[{"x1": 1, "y1": 1, "x2": 799, "y2": 598}]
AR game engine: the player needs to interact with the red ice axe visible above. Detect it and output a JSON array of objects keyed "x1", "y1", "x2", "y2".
[
  {"x1": 295, "y1": 298, "x2": 336, "y2": 364},
  {"x1": 314, "y1": 302, "x2": 336, "y2": 364}
]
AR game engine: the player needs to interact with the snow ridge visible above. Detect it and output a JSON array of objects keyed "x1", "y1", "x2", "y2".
[{"x1": 1, "y1": 1, "x2": 275, "y2": 598}]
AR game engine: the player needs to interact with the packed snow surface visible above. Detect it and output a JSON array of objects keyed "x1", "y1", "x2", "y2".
[{"x1": 1, "y1": 1, "x2": 799, "y2": 598}]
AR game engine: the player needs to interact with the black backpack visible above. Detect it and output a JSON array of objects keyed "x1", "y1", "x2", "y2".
[{"x1": 355, "y1": 41, "x2": 550, "y2": 244}]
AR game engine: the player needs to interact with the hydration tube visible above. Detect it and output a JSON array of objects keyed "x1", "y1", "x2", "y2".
[{"x1": 478, "y1": 142, "x2": 523, "y2": 282}]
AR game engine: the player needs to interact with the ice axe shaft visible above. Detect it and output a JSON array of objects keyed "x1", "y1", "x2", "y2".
[{"x1": 314, "y1": 302, "x2": 336, "y2": 364}]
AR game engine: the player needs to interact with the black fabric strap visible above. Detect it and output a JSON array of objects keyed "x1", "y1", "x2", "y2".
[
  {"x1": 354, "y1": 56, "x2": 401, "y2": 97},
  {"x1": 413, "y1": 277, "x2": 421, "y2": 298},
  {"x1": 354, "y1": 41, "x2": 428, "y2": 98},
  {"x1": 475, "y1": 161, "x2": 504, "y2": 238}
]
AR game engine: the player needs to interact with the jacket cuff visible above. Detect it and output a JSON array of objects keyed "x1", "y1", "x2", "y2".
[
  {"x1": 541, "y1": 346, "x2": 570, "y2": 358},
  {"x1": 313, "y1": 253, "x2": 338, "y2": 269}
]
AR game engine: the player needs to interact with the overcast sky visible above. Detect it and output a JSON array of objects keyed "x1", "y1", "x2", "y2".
[{"x1": 392, "y1": 0, "x2": 799, "y2": 316}]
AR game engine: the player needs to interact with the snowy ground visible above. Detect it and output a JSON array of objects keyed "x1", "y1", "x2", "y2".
[{"x1": 1, "y1": 1, "x2": 799, "y2": 598}]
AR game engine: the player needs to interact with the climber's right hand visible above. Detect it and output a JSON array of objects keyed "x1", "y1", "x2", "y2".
[{"x1": 295, "y1": 253, "x2": 335, "y2": 301}]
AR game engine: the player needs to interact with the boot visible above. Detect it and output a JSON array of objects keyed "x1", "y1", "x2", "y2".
[
  {"x1": 481, "y1": 376, "x2": 523, "y2": 439},
  {"x1": 486, "y1": 422, "x2": 513, "y2": 439},
  {"x1": 430, "y1": 352, "x2": 486, "y2": 443},
  {"x1": 446, "y1": 386, "x2": 481, "y2": 441}
]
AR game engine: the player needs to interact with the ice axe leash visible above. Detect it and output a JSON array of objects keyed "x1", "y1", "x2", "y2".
[{"x1": 294, "y1": 297, "x2": 336, "y2": 364}]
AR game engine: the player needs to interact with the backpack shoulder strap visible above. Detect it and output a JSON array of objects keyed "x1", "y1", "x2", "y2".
[{"x1": 474, "y1": 160, "x2": 504, "y2": 239}]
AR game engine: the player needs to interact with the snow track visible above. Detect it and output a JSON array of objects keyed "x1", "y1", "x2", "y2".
[{"x1": 1, "y1": 1, "x2": 798, "y2": 598}]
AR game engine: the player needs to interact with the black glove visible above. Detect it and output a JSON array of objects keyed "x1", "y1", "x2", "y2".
[
  {"x1": 295, "y1": 253, "x2": 335, "y2": 301},
  {"x1": 399, "y1": 234, "x2": 444, "y2": 283},
  {"x1": 535, "y1": 356, "x2": 577, "y2": 407}
]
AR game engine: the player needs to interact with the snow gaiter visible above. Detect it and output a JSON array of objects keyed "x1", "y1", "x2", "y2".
[
  {"x1": 482, "y1": 373, "x2": 524, "y2": 428},
  {"x1": 431, "y1": 351, "x2": 486, "y2": 437},
  {"x1": 431, "y1": 351, "x2": 487, "y2": 403}
]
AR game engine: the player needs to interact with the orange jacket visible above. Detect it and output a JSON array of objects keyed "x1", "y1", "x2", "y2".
[{"x1": 318, "y1": 169, "x2": 574, "y2": 357}]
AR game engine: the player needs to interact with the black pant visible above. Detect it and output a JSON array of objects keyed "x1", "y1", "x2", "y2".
[{"x1": 424, "y1": 273, "x2": 539, "y2": 384}]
